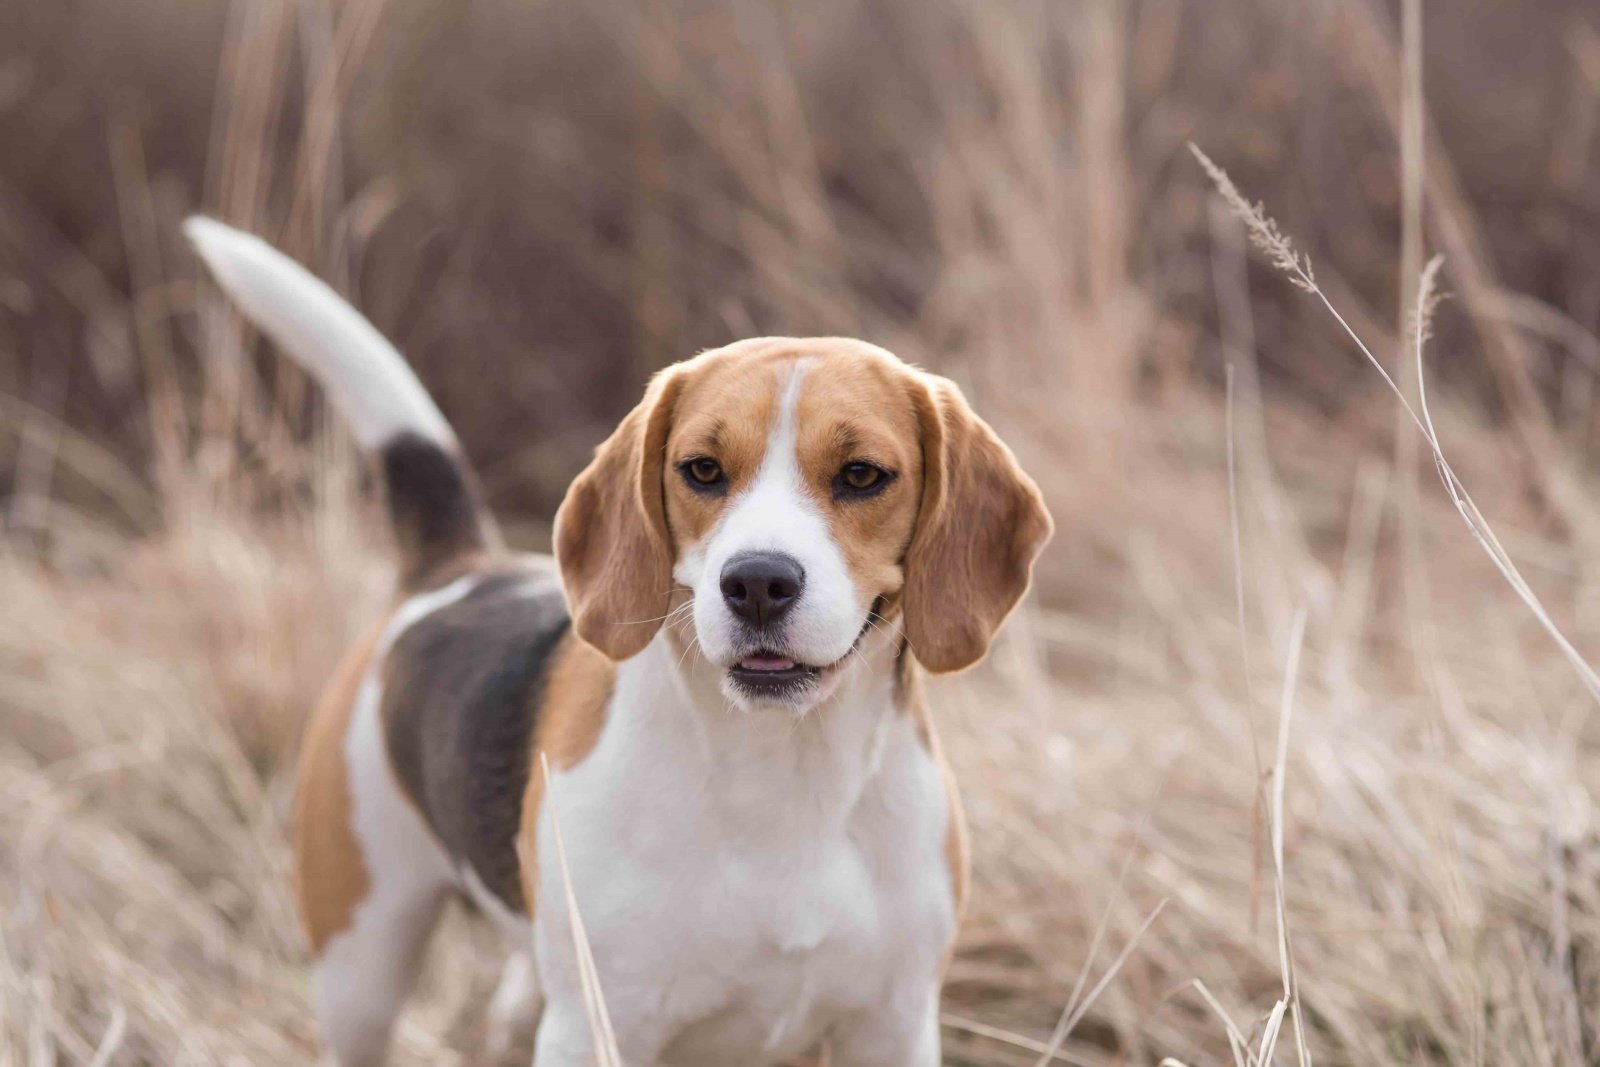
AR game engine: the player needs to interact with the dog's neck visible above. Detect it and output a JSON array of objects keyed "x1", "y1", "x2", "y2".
[{"x1": 615, "y1": 621, "x2": 909, "y2": 844}]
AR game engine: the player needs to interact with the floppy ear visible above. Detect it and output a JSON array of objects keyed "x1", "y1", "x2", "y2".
[
  {"x1": 554, "y1": 370, "x2": 682, "y2": 660},
  {"x1": 903, "y1": 374, "x2": 1053, "y2": 673}
]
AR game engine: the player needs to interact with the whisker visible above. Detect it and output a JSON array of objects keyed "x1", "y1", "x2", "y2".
[
  {"x1": 674, "y1": 632, "x2": 702, "y2": 674},
  {"x1": 612, "y1": 600, "x2": 696, "y2": 628}
]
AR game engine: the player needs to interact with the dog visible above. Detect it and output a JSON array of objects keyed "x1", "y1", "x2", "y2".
[{"x1": 185, "y1": 217, "x2": 1052, "y2": 1067}]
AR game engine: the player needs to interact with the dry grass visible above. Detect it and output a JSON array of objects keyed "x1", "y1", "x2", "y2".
[{"x1": 5, "y1": 0, "x2": 1600, "y2": 1064}]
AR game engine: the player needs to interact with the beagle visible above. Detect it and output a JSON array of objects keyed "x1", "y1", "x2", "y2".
[{"x1": 185, "y1": 218, "x2": 1052, "y2": 1067}]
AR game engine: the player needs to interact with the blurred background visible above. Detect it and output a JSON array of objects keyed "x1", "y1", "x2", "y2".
[{"x1": 5, "y1": 0, "x2": 1600, "y2": 1064}]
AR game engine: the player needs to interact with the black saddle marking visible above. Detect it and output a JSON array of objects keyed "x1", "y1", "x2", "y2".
[{"x1": 382, "y1": 567, "x2": 571, "y2": 914}]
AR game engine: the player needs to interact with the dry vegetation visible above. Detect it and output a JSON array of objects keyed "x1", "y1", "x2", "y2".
[{"x1": 5, "y1": 0, "x2": 1600, "y2": 1063}]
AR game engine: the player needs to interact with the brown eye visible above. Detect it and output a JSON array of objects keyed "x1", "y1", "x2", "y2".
[
  {"x1": 682, "y1": 457, "x2": 725, "y2": 489},
  {"x1": 836, "y1": 461, "x2": 892, "y2": 497}
]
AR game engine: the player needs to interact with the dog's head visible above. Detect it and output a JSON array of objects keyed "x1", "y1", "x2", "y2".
[{"x1": 554, "y1": 338, "x2": 1052, "y2": 709}]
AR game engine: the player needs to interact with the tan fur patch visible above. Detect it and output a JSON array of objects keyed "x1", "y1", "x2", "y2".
[
  {"x1": 554, "y1": 370, "x2": 685, "y2": 661},
  {"x1": 940, "y1": 746, "x2": 970, "y2": 925},
  {"x1": 902, "y1": 373, "x2": 1053, "y2": 672},
  {"x1": 516, "y1": 633, "x2": 618, "y2": 912},
  {"x1": 293, "y1": 620, "x2": 386, "y2": 955},
  {"x1": 791, "y1": 350, "x2": 925, "y2": 610},
  {"x1": 902, "y1": 666, "x2": 969, "y2": 930},
  {"x1": 657, "y1": 343, "x2": 784, "y2": 549}
]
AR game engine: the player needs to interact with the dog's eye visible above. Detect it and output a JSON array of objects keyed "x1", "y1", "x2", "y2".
[
  {"x1": 835, "y1": 461, "x2": 893, "y2": 497},
  {"x1": 681, "y1": 457, "x2": 725, "y2": 490},
  {"x1": 841, "y1": 462, "x2": 882, "y2": 490}
]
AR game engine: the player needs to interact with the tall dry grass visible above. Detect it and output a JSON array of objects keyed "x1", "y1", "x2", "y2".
[{"x1": 5, "y1": 0, "x2": 1600, "y2": 1064}]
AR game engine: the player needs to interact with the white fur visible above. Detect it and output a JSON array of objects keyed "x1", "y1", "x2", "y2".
[
  {"x1": 310, "y1": 577, "x2": 478, "y2": 1067},
  {"x1": 184, "y1": 217, "x2": 454, "y2": 450},
  {"x1": 675, "y1": 359, "x2": 869, "y2": 708},
  {"x1": 534, "y1": 630, "x2": 953, "y2": 1067}
]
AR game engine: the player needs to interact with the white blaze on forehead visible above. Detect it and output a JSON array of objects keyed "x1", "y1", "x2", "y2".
[
  {"x1": 761, "y1": 357, "x2": 811, "y2": 497},
  {"x1": 681, "y1": 358, "x2": 866, "y2": 674}
]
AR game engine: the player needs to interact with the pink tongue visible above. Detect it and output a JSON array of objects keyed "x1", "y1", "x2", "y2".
[{"x1": 740, "y1": 654, "x2": 796, "y2": 671}]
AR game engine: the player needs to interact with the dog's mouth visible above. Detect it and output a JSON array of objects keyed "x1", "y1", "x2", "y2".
[
  {"x1": 724, "y1": 600, "x2": 885, "y2": 700},
  {"x1": 727, "y1": 650, "x2": 824, "y2": 695}
]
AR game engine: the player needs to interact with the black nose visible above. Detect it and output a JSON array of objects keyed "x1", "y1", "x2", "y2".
[{"x1": 719, "y1": 552, "x2": 805, "y2": 628}]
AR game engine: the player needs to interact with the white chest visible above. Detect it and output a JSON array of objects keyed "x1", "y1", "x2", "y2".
[{"x1": 533, "y1": 641, "x2": 955, "y2": 1066}]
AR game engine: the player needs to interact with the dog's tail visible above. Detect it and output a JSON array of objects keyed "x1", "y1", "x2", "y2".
[{"x1": 184, "y1": 217, "x2": 499, "y2": 587}]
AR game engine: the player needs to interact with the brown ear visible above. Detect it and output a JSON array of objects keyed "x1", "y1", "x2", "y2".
[
  {"x1": 554, "y1": 370, "x2": 682, "y2": 660},
  {"x1": 904, "y1": 374, "x2": 1053, "y2": 673}
]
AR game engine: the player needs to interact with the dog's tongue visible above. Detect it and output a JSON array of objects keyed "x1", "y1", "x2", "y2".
[{"x1": 740, "y1": 653, "x2": 796, "y2": 671}]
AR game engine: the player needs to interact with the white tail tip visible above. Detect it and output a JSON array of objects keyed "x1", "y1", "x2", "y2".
[{"x1": 184, "y1": 216, "x2": 455, "y2": 451}]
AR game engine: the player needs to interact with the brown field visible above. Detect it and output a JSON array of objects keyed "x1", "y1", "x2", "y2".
[{"x1": 4, "y1": 1, "x2": 1600, "y2": 1063}]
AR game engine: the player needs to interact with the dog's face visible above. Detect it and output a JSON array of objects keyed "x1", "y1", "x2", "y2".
[
  {"x1": 661, "y1": 347, "x2": 926, "y2": 707},
  {"x1": 555, "y1": 338, "x2": 1051, "y2": 710}
]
